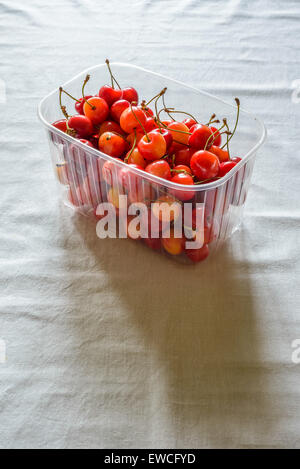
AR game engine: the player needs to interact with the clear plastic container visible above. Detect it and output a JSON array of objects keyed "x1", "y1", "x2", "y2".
[{"x1": 38, "y1": 63, "x2": 266, "y2": 263}]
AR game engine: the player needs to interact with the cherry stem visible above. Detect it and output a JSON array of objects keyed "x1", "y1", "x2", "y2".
[
  {"x1": 105, "y1": 59, "x2": 121, "y2": 90},
  {"x1": 157, "y1": 109, "x2": 192, "y2": 134},
  {"x1": 59, "y1": 87, "x2": 69, "y2": 119},
  {"x1": 166, "y1": 109, "x2": 198, "y2": 123},
  {"x1": 162, "y1": 93, "x2": 175, "y2": 121},
  {"x1": 206, "y1": 113, "x2": 217, "y2": 126},
  {"x1": 171, "y1": 169, "x2": 191, "y2": 176},
  {"x1": 130, "y1": 102, "x2": 150, "y2": 142},
  {"x1": 204, "y1": 123, "x2": 227, "y2": 151},
  {"x1": 222, "y1": 119, "x2": 231, "y2": 159},
  {"x1": 125, "y1": 129, "x2": 137, "y2": 162},
  {"x1": 220, "y1": 98, "x2": 240, "y2": 150},
  {"x1": 146, "y1": 87, "x2": 167, "y2": 107}
]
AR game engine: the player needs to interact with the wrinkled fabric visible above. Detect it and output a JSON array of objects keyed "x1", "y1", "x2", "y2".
[{"x1": 0, "y1": 0, "x2": 300, "y2": 449}]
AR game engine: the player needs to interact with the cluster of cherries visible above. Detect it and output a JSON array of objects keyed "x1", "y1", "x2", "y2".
[{"x1": 51, "y1": 60, "x2": 242, "y2": 262}]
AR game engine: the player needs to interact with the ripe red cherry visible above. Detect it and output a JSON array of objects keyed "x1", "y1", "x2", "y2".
[
  {"x1": 186, "y1": 244, "x2": 209, "y2": 263},
  {"x1": 174, "y1": 147, "x2": 194, "y2": 166},
  {"x1": 126, "y1": 130, "x2": 144, "y2": 147},
  {"x1": 121, "y1": 87, "x2": 138, "y2": 103},
  {"x1": 190, "y1": 150, "x2": 220, "y2": 180},
  {"x1": 68, "y1": 115, "x2": 94, "y2": 137},
  {"x1": 83, "y1": 97, "x2": 109, "y2": 125},
  {"x1": 119, "y1": 163, "x2": 143, "y2": 192},
  {"x1": 173, "y1": 164, "x2": 192, "y2": 175},
  {"x1": 152, "y1": 127, "x2": 173, "y2": 150},
  {"x1": 110, "y1": 99, "x2": 130, "y2": 123},
  {"x1": 120, "y1": 106, "x2": 147, "y2": 134},
  {"x1": 144, "y1": 237, "x2": 161, "y2": 250},
  {"x1": 144, "y1": 117, "x2": 158, "y2": 132},
  {"x1": 167, "y1": 121, "x2": 190, "y2": 148},
  {"x1": 52, "y1": 119, "x2": 67, "y2": 132},
  {"x1": 145, "y1": 160, "x2": 171, "y2": 180},
  {"x1": 182, "y1": 118, "x2": 197, "y2": 129},
  {"x1": 99, "y1": 85, "x2": 122, "y2": 106},
  {"x1": 99, "y1": 120, "x2": 124, "y2": 137},
  {"x1": 75, "y1": 96, "x2": 93, "y2": 115},
  {"x1": 210, "y1": 126, "x2": 221, "y2": 146},
  {"x1": 101, "y1": 158, "x2": 122, "y2": 185},
  {"x1": 98, "y1": 131, "x2": 127, "y2": 157},
  {"x1": 170, "y1": 171, "x2": 195, "y2": 201},
  {"x1": 138, "y1": 131, "x2": 167, "y2": 161},
  {"x1": 219, "y1": 161, "x2": 237, "y2": 177},
  {"x1": 188, "y1": 124, "x2": 214, "y2": 150},
  {"x1": 231, "y1": 157, "x2": 242, "y2": 163}
]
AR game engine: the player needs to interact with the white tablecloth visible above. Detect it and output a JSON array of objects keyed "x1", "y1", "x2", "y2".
[{"x1": 1, "y1": 0, "x2": 300, "y2": 449}]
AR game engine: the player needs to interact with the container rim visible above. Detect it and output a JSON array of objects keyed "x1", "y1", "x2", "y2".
[{"x1": 38, "y1": 62, "x2": 267, "y2": 192}]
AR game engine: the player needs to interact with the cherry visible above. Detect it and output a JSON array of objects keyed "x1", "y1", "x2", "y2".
[
  {"x1": 210, "y1": 126, "x2": 221, "y2": 146},
  {"x1": 145, "y1": 160, "x2": 171, "y2": 180},
  {"x1": 186, "y1": 244, "x2": 209, "y2": 263},
  {"x1": 167, "y1": 122, "x2": 190, "y2": 148},
  {"x1": 174, "y1": 147, "x2": 194, "y2": 166},
  {"x1": 162, "y1": 229, "x2": 185, "y2": 256},
  {"x1": 151, "y1": 195, "x2": 181, "y2": 224},
  {"x1": 172, "y1": 164, "x2": 192, "y2": 175},
  {"x1": 152, "y1": 127, "x2": 173, "y2": 150},
  {"x1": 144, "y1": 236, "x2": 161, "y2": 250},
  {"x1": 219, "y1": 161, "x2": 237, "y2": 177},
  {"x1": 144, "y1": 117, "x2": 158, "y2": 132},
  {"x1": 99, "y1": 85, "x2": 122, "y2": 106},
  {"x1": 120, "y1": 105, "x2": 147, "y2": 134},
  {"x1": 99, "y1": 120, "x2": 124, "y2": 137},
  {"x1": 182, "y1": 118, "x2": 197, "y2": 129},
  {"x1": 170, "y1": 170, "x2": 195, "y2": 201},
  {"x1": 78, "y1": 138, "x2": 94, "y2": 148},
  {"x1": 188, "y1": 124, "x2": 214, "y2": 150},
  {"x1": 110, "y1": 99, "x2": 130, "y2": 123},
  {"x1": 83, "y1": 97, "x2": 109, "y2": 125},
  {"x1": 190, "y1": 150, "x2": 220, "y2": 180},
  {"x1": 68, "y1": 115, "x2": 94, "y2": 138},
  {"x1": 209, "y1": 145, "x2": 229, "y2": 163},
  {"x1": 138, "y1": 131, "x2": 167, "y2": 161},
  {"x1": 119, "y1": 163, "x2": 143, "y2": 193},
  {"x1": 52, "y1": 119, "x2": 67, "y2": 132},
  {"x1": 101, "y1": 158, "x2": 122, "y2": 185},
  {"x1": 126, "y1": 147, "x2": 146, "y2": 168},
  {"x1": 122, "y1": 87, "x2": 138, "y2": 104},
  {"x1": 89, "y1": 133, "x2": 100, "y2": 147},
  {"x1": 75, "y1": 96, "x2": 93, "y2": 115},
  {"x1": 55, "y1": 163, "x2": 68, "y2": 185},
  {"x1": 231, "y1": 157, "x2": 242, "y2": 163},
  {"x1": 126, "y1": 130, "x2": 144, "y2": 147},
  {"x1": 98, "y1": 131, "x2": 127, "y2": 157}
]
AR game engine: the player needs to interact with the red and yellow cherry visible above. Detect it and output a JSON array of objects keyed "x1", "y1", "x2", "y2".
[
  {"x1": 126, "y1": 147, "x2": 146, "y2": 168},
  {"x1": 52, "y1": 119, "x2": 67, "y2": 132},
  {"x1": 152, "y1": 127, "x2": 173, "y2": 150},
  {"x1": 167, "y1": 122, "x2": 190, "y2": 148},
  {"x1": 162, "y1": 229, "x2": 185, "y2": 256},
  {"x1": 210, "y1": 126, "x2": 221, "y2": 146},
  {"x1": 83, "y1": 97, "x2": 109, "y2": 125},
  {"x1": 172, "y1": 164, "x2": 192, "y2": 175},
  {"x1": 209, "y1": 145, "x2": 229, "y2": 163},
  {"x1": 99, "y1": 85, "x2": 122, "y2": 106},
  {"x1": 55, "y1": 163, "x2": 69, "y2": 185},
  {"x1": 185, "y1": 244, "x2": 209, "y2": 263},
  {"x1": 143, "y1": 106, "x2": 154, "y2": 117},
  {"x1": 145, "y1": 160, "x2": 171, "y2": 180},
  {"x1": 219, "y1": 160, "x2": 237, "y2": 177},
  {"x1": 126, "y1": 130, "x2": 144, "y2": 147},
  {"x1": 188, "y1": 124, "x2": 214, "y2": 150},
  {"x1": 99, "y1": 120, "x2": 124, "y2": 137},
  {"x1": 98, "y1": 131, "x2": 127, "y2": 157},
  {"x1": 190, "y1": 150, "x2": 220, "y2": 180},
  {"x1": 75, "y1": 96, "x2": 93, "y2": 115},
  {"x1": 110, "y1": 99, "x2": 130, "y2": 123},
  {"x1": 120, "y1": 106, "x2": 147, "y2": 134},
  {"x1": 182, "y1": 117, "x2": 197, "y2": 129},
  {"x1": 108, "y1": 186, "x2": 122, "y2": 209},
  {"x1": 138, "y1": 131, "x2": 167, "y2": 161},
  {"x1": 68, "y1": 115, "x2": 94, "y2": 138},
  {"x1": 119, "y1": 163, "x2": 143, "y2": 193},
  {"x1": 121, "y1": 87, "x2": 138, "y2": 103}
]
